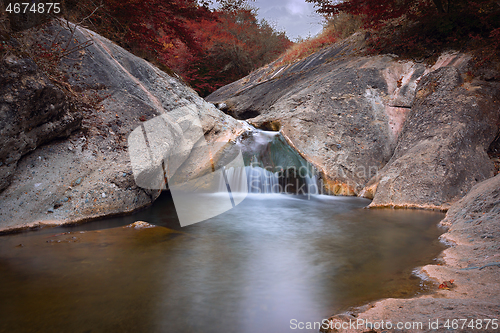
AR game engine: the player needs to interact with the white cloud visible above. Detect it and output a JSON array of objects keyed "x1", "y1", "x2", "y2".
[
  {"x1": 286, "y1": 0, "x2": 308, "y2": 15},
  {"x1": 253, "y1": 0, "x2": 323, "y2": 40}
]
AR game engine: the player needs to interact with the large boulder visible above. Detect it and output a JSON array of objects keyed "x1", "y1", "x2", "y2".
[
  {"x1": 206, "y1": 34, "x2": 482, "y2": 197},
  {"x1": 0, "y1": 20, "x2": 243, "y2": 232},
  {"x1": 364, "y1": 67, "x2": 500, "y2": 209}
]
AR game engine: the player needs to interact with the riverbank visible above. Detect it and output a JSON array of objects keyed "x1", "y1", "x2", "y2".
[{"x1": 324, "y1": 174, "x2": 500, "y2": 333}]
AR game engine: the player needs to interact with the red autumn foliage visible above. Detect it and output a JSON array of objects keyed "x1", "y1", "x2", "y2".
[
  {"x1": 277, "y1": 29, "x2": 337, "y2": 66},
  {"x1": 306, "y1": 0, "x2": 500, "y2": 57},
  {"x1": 438, "y1": 279, "x2": 455, "y2": 289},
  {"x1": 183, "y1": 8, "x2": 292, "y2": 96},
  {"x1": 62, "y1": 0, "x2": 292, "y2": 96}
]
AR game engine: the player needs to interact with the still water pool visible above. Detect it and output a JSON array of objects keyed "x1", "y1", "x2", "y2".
[{"x1": 0, "y1": 192, "x2": 445, "y2": 333}]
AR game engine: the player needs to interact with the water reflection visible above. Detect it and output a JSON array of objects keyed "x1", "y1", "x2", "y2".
[{"x1": 0, "y1": 193, "x2": 445, "y2": 333}]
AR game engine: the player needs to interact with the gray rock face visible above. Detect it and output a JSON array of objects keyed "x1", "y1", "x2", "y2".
[
  {"x1": 208, "y1": 35, "x2": 407, "y2": 194},
  {"x1": 0, "y1": 20, "x2": 242, "y2": 232},
  {"x1": 365, "y1": 67, "x2": 500, "y2": 209},
  {"x1": 444, "y1": 173, "x2": 500, "y2": 228},
  {"x1": 206, "y1": 33, "x2": 491, "y2": 202},
  {"x1": 0, "y1": 55, "x2": 81, "y2": 192}
]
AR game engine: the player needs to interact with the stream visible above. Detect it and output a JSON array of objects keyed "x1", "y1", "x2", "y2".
[{"x1": 0, "y1": 128, "x2": 446, "y2": 333}]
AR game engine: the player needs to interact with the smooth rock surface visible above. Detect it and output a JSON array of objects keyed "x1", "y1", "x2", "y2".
[
  {"x1": 207, "y1": 34, "x2": 499, "y2": 204},
  {"x1": 365, "y1": 67, "x2": 500, "y2": 209},
  {"x1": 0, "y1": 20, "x2": 243, "y2": 232}
]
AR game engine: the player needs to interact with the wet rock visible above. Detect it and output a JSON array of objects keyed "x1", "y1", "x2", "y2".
[{"x1": 125, "y1": 221, "x2": 155, "y2": 229}]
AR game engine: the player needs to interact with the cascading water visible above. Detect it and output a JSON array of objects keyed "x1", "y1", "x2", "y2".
[{"x1": 218, "y1": 125, "x2": 319, "y2": 195}]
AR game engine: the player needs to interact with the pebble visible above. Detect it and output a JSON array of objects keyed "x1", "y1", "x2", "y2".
[{"x1": 102, "y1": 193, "x2": 106, "y2": 198}]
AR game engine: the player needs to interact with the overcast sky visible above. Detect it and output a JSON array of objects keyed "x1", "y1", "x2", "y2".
[
  {"x1": 252, "y1": 0, "x2": 324, "y2": 41},
  {"x1": 211, "y1": 0, "x2": 325, "y2": 41}
]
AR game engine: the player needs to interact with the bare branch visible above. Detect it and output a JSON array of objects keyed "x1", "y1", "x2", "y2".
[
  {"x1": 59, "y1": 39, "x2": 94, "y2": 59},
  {"x1": 76, "y1": 3, "x2": 104, "y2": 26}
]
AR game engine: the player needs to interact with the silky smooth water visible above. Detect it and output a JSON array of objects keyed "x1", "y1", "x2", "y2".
[
  {"x1": 0, "y1": 193, "x2": 445, "y2": 333},
  {"x1": 221, "y1": 130, "x2": 318, "y2": 195}
]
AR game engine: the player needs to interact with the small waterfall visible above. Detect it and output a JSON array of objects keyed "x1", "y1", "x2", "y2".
[{"x1": 218, "y1": 126, "x2": 319, "y2": 195}]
